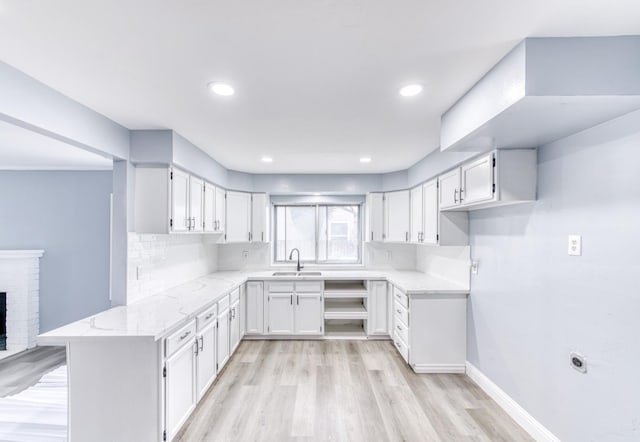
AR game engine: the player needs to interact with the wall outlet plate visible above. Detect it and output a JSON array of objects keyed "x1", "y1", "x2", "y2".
[
  {"x1": 471, "y1": 261, "x2": 479, "y2": 274},
  {"x1": 242, "y1": 250, "x2": 249, "y2": 259},
  {"x1": 568, "y1": 235, "x2": 582, "y2": 256}
]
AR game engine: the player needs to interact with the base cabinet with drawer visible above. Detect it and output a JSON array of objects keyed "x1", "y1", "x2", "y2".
[
  {"x1": 266, "y1": 281, "x2": 323, "y2": 335},
  {"x1": 390, "y1": 285, "x2": 468, "y2": 374}
]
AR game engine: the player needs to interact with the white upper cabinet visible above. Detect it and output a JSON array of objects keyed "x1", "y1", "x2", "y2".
[
  {"x1": 409, "y1": 186, "x2": 423, "y2": 244},
  {"x1": 251, "y1": 193, "x2": 269, "y2": 243},
  {"x1": 189, "y1": 176, "x2": 204, "y2": 232},
  {"x1": 461, "y1": 153, "x2": 494, "y2": 206},
  {"x1": 438, "y1": 168, "x2": 461, "y2": 210},
  {"x1": 384, "y1": 190, "x2": 410, "y2": 243},
  {"x1": 365, "y1": 193, "x2": 384, "y2": 242},
  {"x1": 225, "y1": 191, "x2": 252, "y2": 242},
  {"x1": 439, "y1": 149, "x2": 536, "y2": 212},
  {"x1": 203, "y1": 182, "x2": 216, "y2": 233},
  {"x1": 421, "y1": 179, "x2": 439, "y2": 245},
  {"x1": 214, "y1": 186, "x2": 226, "y2": 234},
  {"x1": 171, "y1": 168, "x2": 191, "y2": 232}
]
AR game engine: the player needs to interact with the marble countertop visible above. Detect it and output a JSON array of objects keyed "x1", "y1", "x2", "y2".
[{"x1": 38, "y1": 269, "x2": 468, "y2": 345}]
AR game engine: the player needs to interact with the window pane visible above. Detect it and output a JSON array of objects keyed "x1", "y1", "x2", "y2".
[
  {"x1": 275, "y1": 206, "x2": 316, "y2": 261},
  {"x1": 319, "y1": 205, "x2": 359, "y2": 262}
]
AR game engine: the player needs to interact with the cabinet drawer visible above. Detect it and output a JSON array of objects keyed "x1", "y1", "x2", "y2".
[
  {"x1": 295, "y1": 281, "x2": 322, "y2": 293},
  {"x1": 394, "y1": 301, "x2": 409, "y2": 327},
  {"x1": 217, "y1": 294, "x2": 230, "y2": 313},
  {"x1": 393, "y1": 333, "x2": 409, "y2": 363},
  {"x1": 268, "y1": 281, "x2": 294, "y2": 293},
  {"x1": 394, "y1": 318, "x2": 409, "y2": 344},
  {"x1": 197, "y1": 304, "x2": 218, "y2": 331},
  {"x1": 229, "y1": 287, "x2": 240, "y2": 303},
  {"x1": 165, "y1": 320, "x2": 196, "y2": 358},
  {"x1": 393, "y1": 287, "x2": 408, "y2": 309}
]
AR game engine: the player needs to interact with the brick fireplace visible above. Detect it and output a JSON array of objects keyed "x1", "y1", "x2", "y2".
[{"x1": 0, "y1": 250, "x2": 44, "y2": 357}]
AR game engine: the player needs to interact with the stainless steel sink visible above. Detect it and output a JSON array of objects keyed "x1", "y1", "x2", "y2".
[{"x1": 271, "y1": 271, "x2": 322, "y2": 277}]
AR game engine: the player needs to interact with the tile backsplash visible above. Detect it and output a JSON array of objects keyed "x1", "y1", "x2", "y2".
[
  {"x1": 415, "y1": 244, "x2": 470, "y2": 284},
  {"x1": 127, "y1": 234, "x2": 218, "y2": 304}
]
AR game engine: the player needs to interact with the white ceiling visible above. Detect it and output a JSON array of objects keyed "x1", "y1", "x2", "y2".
[
  {"x1": 0, "y1": 120, "x2": 112, "y2": 170},
  {"x1": 0, "y1": 1, "x2": 639, "y2": 174}
]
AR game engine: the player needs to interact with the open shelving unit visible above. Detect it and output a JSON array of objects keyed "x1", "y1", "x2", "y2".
[{"x1": 323, "y1": 280, "x2": 368, "y2": 339}]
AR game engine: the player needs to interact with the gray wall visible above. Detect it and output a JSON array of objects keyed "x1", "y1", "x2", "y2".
[
  {"x1": 0, "y1": 171, "x2": 113, "y2": 332},
  {"x1": 467, "y1": 109, "x2": 640, "y2": 441}
]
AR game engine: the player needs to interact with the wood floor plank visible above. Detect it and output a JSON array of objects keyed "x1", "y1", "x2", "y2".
[
  {"x1": 0, "y1": 346, "x2": 66, "y2": 397},
  {"x1": 179, "y1": 340, "x2": 532, "y2": 442}
]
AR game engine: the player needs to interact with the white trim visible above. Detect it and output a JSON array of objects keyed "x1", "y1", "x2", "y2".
[
  {"x1": 0, "y1": 250, "x2": 44, "y2": 259},
  {"x1": 465, "y1": 362, "x2": 560, "y2": 442},
  {"x1": 412, "y1": 363, "x2": 465, "y2": 374}
]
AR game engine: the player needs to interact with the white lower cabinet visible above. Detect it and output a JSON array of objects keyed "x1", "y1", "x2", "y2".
[
  {"x1": 164, "y1": 322, "x2": 197, "y2": 442},
  {"x1": 367, "y1": 280, "x2": 388, "y2": 335},
  {"x1": 267, "y1": 292, "x2": 295, "y2": 334},
  {"x1": 245, "y1": 281, "x2": 264, "y2": 334},
  {"x1": 266, "y1": 281, "x2": 323, "y2": 335},
  {"x1": 229, "y1": 298, "x2": 241, "y2": 353},
  {"x1": 389, "y1": 285, "x2": 467, "y2": 373},
  {"x1": 196, "y1": 321, "x2": 217, "y2": 401},
  {"x1": 216, "y1": 298, "x2": 230, "y2": 372},
  {"x1": 295, "y1": 293, "x2": 323, "y2": 334}
]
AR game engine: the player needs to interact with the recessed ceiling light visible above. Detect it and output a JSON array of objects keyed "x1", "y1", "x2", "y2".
[
  {"x1": 360, "y1": 157, "x2": 372, "y2": 163},
  {"x1": 208, "y1": 82, "x2": 235, "y2": 96},
  {"x1": 261, "y1": 156, "x2": 273, "y2": 163},
  {"x1": 399, "y1": 84, "x2": 423, "y2": 97}
]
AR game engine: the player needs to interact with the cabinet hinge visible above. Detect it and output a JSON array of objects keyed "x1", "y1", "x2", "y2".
[
  {"x1": 492, "y1": 183, "x2": 496, "y2": 193},
  {"x1": 224, "y1": 234, "x2": 227, "y2": 240},
  {"x1": 436, "y1": 234, "x2": 439, "y2": 241},
  {"x1": 492, "y1": 157, "x2": 496, "y2": 167},
  {"x1": 170, "y1": 171, "x2": 173, "y2": 180},
  {"x1": 162, "y1": 366, "x2": 166, "y2": 378},
  {"x1": 163, "y1": 430, "x2": 167, "y2": 441},
  {"x1": 169, "y1": 219, "x2": 173, "y2": 228},
  {"x1": 268, "y1": 325, "x2": 270, "y2": 332}
]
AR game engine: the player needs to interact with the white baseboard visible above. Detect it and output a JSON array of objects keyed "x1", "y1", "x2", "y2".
[
  {"x1": 465, "y1": 362, "x2": 560, "y2": 442},
  {"x1": 412, "y1": 363, "x2": 466, "y2": 374}
]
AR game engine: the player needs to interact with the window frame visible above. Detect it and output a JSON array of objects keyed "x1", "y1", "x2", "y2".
[{"x1": 272, "y1": 202, "x2": 363, "y2": 265}]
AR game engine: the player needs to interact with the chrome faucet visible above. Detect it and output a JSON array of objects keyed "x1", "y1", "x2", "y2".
[{"x1": 288, "y1": 248, "x2": 304, "y2": 272}]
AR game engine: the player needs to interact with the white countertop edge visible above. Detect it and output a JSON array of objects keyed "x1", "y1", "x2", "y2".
[{"x1": 0, "y1": 249, "x2": 45, "y2": 259}]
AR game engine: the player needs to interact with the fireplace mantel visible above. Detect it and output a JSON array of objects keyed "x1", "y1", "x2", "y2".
[{"x1": 0, "y1": 250, "x2": 45, "y2": 259}]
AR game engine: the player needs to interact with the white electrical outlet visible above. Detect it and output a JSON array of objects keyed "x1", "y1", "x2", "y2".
[
  {"x1": 242, "y1": 250, "x2": 249, "y2": 259},
  {"x1": 568, "y1": 235, "x2": 582, "y2": 256},
  {"x1": 471, "y1": 261, "x2": 479, "y2": 274}
]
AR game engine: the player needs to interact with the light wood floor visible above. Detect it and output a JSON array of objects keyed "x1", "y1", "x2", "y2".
[
  {"x1": 0, "y1": 346, "x2": 66, "y2": 397},
  {"x1": 177, "y1": 340, "x2": 532, "y2": 442}
]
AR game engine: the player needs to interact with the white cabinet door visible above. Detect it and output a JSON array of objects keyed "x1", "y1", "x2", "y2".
[
  {"x1": 409, "y1": 186, "x2": 423, "y2": 243},
  {"x1": 439, "y1": 168, "x2": 461, "y2": 210},
  {"x1": 203, "y1": 182, "x2": 216, "y2": 233},
  {"x1": 245, "y1": 282, "x2": 264, "y2": 334},
  {"x1": 267, "y1": 293, "x2": 294, "y2": 334},
  {"x1": 189, "y1": 176, "x2": 204, "y2": 232},
  {"x1": 251, "y1": 193, "x2": 268, "y2": 243},
  {"x1": 368, "y1": 281, "x2": 388, "y2": 335},
  {"x1": 214, "y1": 186, "x2": 226, "y2": 233},
  {"x1": 165, "y1": 340, "x2": 196, "y2": 441},
  {"x1": 196, "y1": 321, "x2": 216, "y2": 401},
  {"x1": 422, "y1": 179, "x2": 439, "y2": 245},
  {"x1": 461, "y1": 152, "x2": 494, "y2": 206},
  {"x1": 366, "y1": 193, "x2": 384, "y2": 242},
  {"x1": 384, "y1": 190, "x2": 410, "y2": 242},
  {"x1": 239, "y1": 284, "x2": 246, "y2": 339},
  {"x1": 216, "y1": 307, "x2": 230, "y2": 372},
  {"x1": 226, "y1": 191, "x2": 251, "y2": 242},
  {"x1": 294, "y1": 293, "x2": 323, "y2": 335},
  {"x1": 171, "y1": 168, "x2": 190, "y2": 232},
  {"x1": 229, "y1": 300, "x2": 240, "y2": 353}
]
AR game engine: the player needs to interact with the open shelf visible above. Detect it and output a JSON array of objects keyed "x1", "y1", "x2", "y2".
[
  {"x1": 324, "y1": 321, "x2": 366, "y2": 339},
  {"x1": 323, "y1": 281, "x2": 368, "y2": 298},
  {"x1": 324, "y1": 300, "x2": 368, "y2": 320}
]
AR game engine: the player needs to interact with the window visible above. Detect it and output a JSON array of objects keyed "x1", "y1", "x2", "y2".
[{"x1": 274, "y1": 204, "x2": 361, "y2": 264}]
